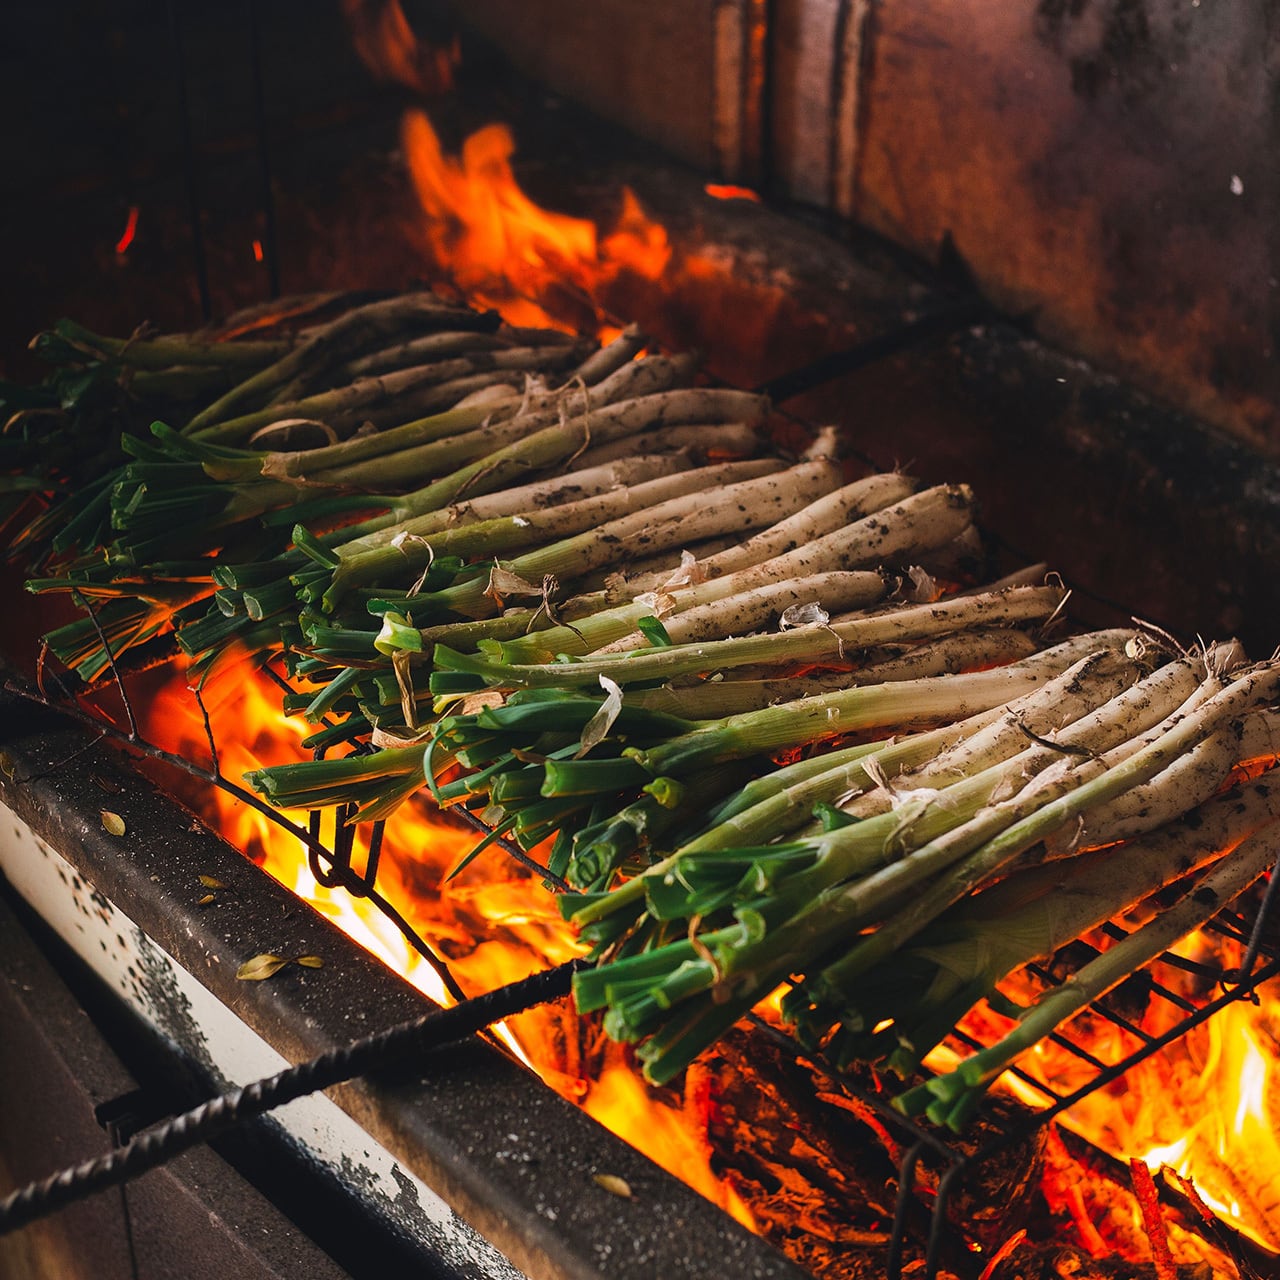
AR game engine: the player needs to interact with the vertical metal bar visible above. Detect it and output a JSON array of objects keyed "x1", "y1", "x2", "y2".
[
  {"x1": 711, "y1": 1, "x2": 747, "y2": 181},
  {"x1": 828, "y1": 0, "x2": 875, "y2": 219},
  {"x1": 750, "y1": 0, "x2": 775, "y2": 195},
  {"x1": 924, "y1": 1161, "x2": 967, "y2": 1280},
  {"x1": 886, "y1": 1140, "x2": 927, "y2": 1279},
  {"x1": 246, "y1": 0, "x2": 281, "y2": 299},
  {"x1": 361, "y1": 820, "x2": 386, "y2": 892},
  {"x1": 166, "y1": 0, "x2": 212, "y2": 320},
  {"x1": 1234, "y1": 844, "x2": 1280, "y2": 984},
  {"x1": 711, "y1": 0, "x2": 770, "y2": 185}
]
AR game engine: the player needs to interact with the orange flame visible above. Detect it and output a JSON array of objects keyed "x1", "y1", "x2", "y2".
[
  {"x1": 704, "y1": 183, "x2": 761, "y2": 203},
  {"x1": 399, "y1": 109, "x2": 669, "y2": 331},
  {"x1": 137, "y1": 661, "x2": 1280, "y2": 1262},
  {"x1": 1132, "y1": 997, "x2": 1280, "y2": 1249},
  {"x1": 401, "y1": 112, "x2": 594, "y2": 305},
  {"x1": 140, "y1": 665, "x2": 750, "y2": 1229},
  {"x1": 345, "y1": 0, "x2": 675, "y2": 330},
  {"x1": 341, "y1": 0, "x2": 458, "y2": 96},
  {"x1": 343, "y1": 0, "x2": 670, "y2": 331},
  {"x1": 928, "y1": 926, "x2": 1280, "y2": 1260}
]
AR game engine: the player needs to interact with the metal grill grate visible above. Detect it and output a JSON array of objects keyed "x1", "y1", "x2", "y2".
[{"x1": 734, "y1": 883, "x2": 1280, "y2": 1278}]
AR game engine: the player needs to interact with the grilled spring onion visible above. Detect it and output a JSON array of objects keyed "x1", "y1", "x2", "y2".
[
  {"x1": 794, "y1": 762, "x2": 1280, "y2": 1084},
  {"x1": 569, "y1": 656, "x2": 1280, "y2": 1087},
  {"x1": 894, "y1": 786, "x2": 1280, "y2": 1130}
]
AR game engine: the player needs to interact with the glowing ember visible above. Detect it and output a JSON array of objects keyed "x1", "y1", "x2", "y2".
[
  {"x1": 975, "y1": 1227, "x2": 1026, "y2": 1280},
  {"x1": 704, "y1": 184, "x2": 762, "y2": 202},
  {"x1": 114, "y1": 206, "x2": 140, "y2": 257}
]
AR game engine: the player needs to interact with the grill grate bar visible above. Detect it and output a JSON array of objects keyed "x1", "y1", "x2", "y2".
[
  {"x1": 946, "y1": 1025, "x2": 1067, "y2": 1105},
  {"x1": 740, "y1": 865, "x2": 1280, "y2": 1279},
  {"x1": 1099, "y1": 919, "x2": 1226, "y2": 986},
  {"x1": 1025, "y1": 963, "x2": 1158, "y2": 1044},
  {"x1": 1010, "y1": 952, "x2": 1280, "y2": 1134},
  {"x1": 1235, "y1": 847, "x2": 1280, "y2": 982}
]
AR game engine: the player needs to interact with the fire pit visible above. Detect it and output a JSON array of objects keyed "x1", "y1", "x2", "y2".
[{"x1": 4, "y1": 4, "x2": 1280, "y2": 1279}]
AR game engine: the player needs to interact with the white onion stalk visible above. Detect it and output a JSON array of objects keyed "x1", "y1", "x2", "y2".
[
  {"x1": 195, "y1": 357, "x2": 698, "y2": 485},
  {"x1": 908, "y1": 802, "x2": 1280, "y2": 1129},
  {"x1": 566, "y1": 322, "x2": 650, "y2": 385},
  {"x1": 648, "y1": 645, "x2": 1151, "y2": 897},
  {"x1": 798, "y1": 660, "x2": 1280, "y2": 997},
  {"x1": 185, "y1": 291, "x2": 490, "y2": 432},
  {"x1": 807, "y1": 770, "x2": 1280, "y2": 1084},
  {"x1": 435, "y1": 583, "x2": 1068, "y2": 688},
  {"x1": 619, "y1": 472, "x2": 922, "y2": 595},
  {"x1": 265, "y1": 387, "x2": 769, "y2": 546},
  {"x1": 668, "y1": 472, "x2": 918, "y2": 577},
  {"x1": 504, "y1": 563, "x2": 889, "y2": 664},
  {"x1": 817, "y1": 628, "x2": 1042, "y2": 683},
  {"x1": 333, "y1": 452, "x2": 704, "y2": 556},
  {"x1": 566, "y1": 421, "x2": 763, "y2": 469},
  {"x1": 492, "y1": 485, "x2": 984, "y2": 664},
  {"x1": 424, "y1": 458, "x2": 844, "y2": 620},
  {"x1": 1049, "y1": 706, "x2": 1280, "y2": 855},
  {"x1": 320, "y1": 458, "x2": 789, "y2": 608},
  {"x1": 616, "y1": 645, "x2": 1143, "y2": 876},
  {"x1": 840, "y1": 650, "x2": 1198, "y2": 826},
  {"x1": 595, "y1": 572, "x2": 892, "y2": 653}
]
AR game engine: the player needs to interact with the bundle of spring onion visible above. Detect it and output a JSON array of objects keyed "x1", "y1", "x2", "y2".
[
  {"x1": 14, "y1": 290, "x2": 1279, "y2": 1135},
  {"x1": 12, "y1": 294, "x2": 776, "y2": 682},
  {"x1": 243, "y1": 472, "x2": 1009, "y2": 807},
  {"x1": 402, "y1": 623, "x2": 1280, "y2": 1126}
]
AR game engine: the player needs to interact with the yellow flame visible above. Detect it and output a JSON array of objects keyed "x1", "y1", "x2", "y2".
[
  {"x1": 141, "y1": 666, "x2": 752, "y2": 1226},
  {"x1": 930, "y1": 938, "x2": 1280, "y2": 1254}
]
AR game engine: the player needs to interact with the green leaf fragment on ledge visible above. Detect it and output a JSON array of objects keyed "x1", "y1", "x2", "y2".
[
  {"x1": 236, "y1": 953, "x2": 290, "y2": 981},
  {"x1": 236, "y1": 953, "x2": 325, "y2": 980},
  {"x1": 592, "y1": 1173, "x2": 632, "y2": 1198}
]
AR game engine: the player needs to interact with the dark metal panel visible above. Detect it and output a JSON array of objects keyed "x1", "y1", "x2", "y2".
[{"x1": 453, "y1": 0, "x2": 722, "y2": 173}]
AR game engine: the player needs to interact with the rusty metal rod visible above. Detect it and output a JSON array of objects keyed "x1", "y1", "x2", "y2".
[{"x1": 0, "y1": 957, "x2": 583, "y2": 1236}]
